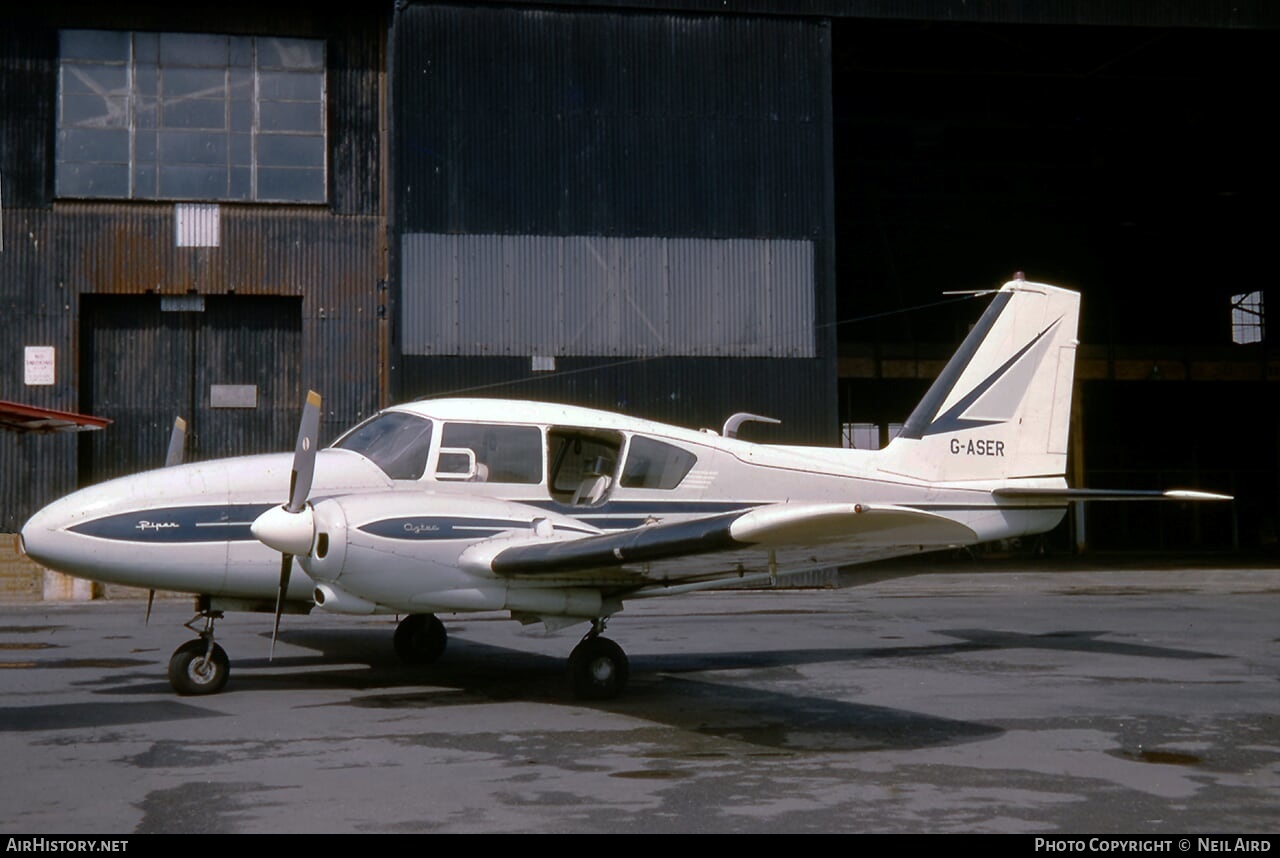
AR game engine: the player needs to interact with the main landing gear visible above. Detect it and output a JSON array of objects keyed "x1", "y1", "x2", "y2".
[
  {"x1": 393, "y1": 613, "x2": 447, "y2": 664},
  {"x1": 161, "y1": 608, "x2": 630, "y2": 701},
  {"x1": 394, "y1": 613, "x2": 628, "y2": 700},
  {"x1": 168, "y1": 609, "x2": 230, "y2": 696},
  {"x1": 567, "y1": 619, "x2": 629, "y2": 701}
]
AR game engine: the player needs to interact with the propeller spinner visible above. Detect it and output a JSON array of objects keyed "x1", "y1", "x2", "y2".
[{"x1": 250, "y1": 390, "x2": 322, "y2": 657}]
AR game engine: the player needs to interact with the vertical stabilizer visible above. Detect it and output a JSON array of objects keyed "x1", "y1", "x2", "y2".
[{"x1": 879, "y1": 277, "x2": 1080, "y2": 483}]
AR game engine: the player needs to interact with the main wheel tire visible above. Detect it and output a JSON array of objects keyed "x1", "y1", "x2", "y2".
[
  {"x1": 393, "y1": 613, "x2": 447, "y2": 665},
  {"x1": 568, "y1": 636, "x2": 629, "y2": 700},
  {"x1": 168, "y1": 639, "x2": 230, "y2": 696}
]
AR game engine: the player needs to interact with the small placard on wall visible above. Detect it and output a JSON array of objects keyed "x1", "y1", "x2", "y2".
[
  {"x1": 210, "y1": 384, "x2": 258, "y2": 409},
  {"x1": 24, "y1": 346, "x2": 55, "y2": 386},
  {"x1": 161, "y1": 295, "x2": 206, "y2": 313}
]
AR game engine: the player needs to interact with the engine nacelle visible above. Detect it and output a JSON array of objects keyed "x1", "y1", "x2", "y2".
[{"x1": 298, "y1": 491, "x2": 600, "y2": 614}]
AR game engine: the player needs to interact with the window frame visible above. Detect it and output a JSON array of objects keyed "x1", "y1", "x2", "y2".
[{"x1": 56, "y1": 28, "x2": 328, "y2": 204}]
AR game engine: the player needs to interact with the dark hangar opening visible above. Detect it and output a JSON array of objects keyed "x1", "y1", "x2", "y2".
[{"x1": 830, "y1": 19, "x2": 1278, "y2": 551}]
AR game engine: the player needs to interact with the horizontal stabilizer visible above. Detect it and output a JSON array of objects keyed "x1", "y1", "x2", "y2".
[{"x1": 993, "y1": 487, "x2": 1233, "y2": 502}]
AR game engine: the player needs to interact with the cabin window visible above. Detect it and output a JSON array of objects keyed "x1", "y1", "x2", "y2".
[
  {"x1": 437, "y1": 423, "x2": 542, "y2": 484},
  {"x1": 620, "y1": 437, "x2": 697, "y2": 490},
  {"x1": 548, "y1": 429, "x2": 624, "y2": 505},
  {"x1": 332, "y1": 412, "x2": 433, "y2": 480},
  {"x1": 56, "y1": 30, "x2": 326, "y2": 203}
]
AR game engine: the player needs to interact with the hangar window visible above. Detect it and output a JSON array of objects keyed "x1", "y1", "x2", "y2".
[
  {"x1": 840, "y1": 422, "x2": 903, "y2": 450},
  {"x1": 57, "y1": 30, "x2": 326, "y2": 203},
  {"x1": 841, "y1": 422, "x2": 879, "y2": 449},
  {"x1": 1231, "y1": 291, "x2": 1264, "y2": 344}
]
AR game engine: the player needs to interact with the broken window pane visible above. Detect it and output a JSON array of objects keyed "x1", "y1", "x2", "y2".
[{"x1": 1231, "y1": 291, "x2": 1264, "y2": 344}]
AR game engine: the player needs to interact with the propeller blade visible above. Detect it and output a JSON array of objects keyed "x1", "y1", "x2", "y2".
[
  {"x1": 287, "y1": 391, "x2": 322, "y2": 514},
  {"x1": 145, "y1": 589, "x2": 155, "y2": 625},
  {"x1": 270, "y1": 554, "x2": 293, "y2": 660},
  {"x1": 164, "y1": 417, "x2": 187, "y2": 467},
  {"x1": 269, "y1": 391, "x2": 321, "y2": 660}
]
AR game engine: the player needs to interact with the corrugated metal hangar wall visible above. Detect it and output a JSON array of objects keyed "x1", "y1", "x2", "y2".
[{"x1": 391, "y1": 5, "x2": 838, "y2": 443}]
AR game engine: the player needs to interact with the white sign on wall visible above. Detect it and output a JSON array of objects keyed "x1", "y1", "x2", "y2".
[{"x1": 24, "y1": 346, "x2": 55, "y2": 386}]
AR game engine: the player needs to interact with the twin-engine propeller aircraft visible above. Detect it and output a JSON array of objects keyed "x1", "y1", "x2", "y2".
[{"x1": 19, "y1": 276, "x2": 1229, "y2": 699}]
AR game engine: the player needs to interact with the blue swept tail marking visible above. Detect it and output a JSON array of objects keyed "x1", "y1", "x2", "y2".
[{"x1": 921, "y1": 317, "x2": 1062, "y2": 437}]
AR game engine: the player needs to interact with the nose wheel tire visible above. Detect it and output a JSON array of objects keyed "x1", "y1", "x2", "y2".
[
  {"x1": 393, "y1": 613, "x2": 447, "y2": 665},
  {"x1": 168, "y1": 639, "x2": 230, "y2": 695},
  {"x1": 568, "y1": 636, "x2": 629, "y2": 700}
]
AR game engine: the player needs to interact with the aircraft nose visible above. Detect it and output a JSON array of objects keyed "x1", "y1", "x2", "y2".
[{"x1": 20, "y1": 493, "x2": 85, "y2": 574}]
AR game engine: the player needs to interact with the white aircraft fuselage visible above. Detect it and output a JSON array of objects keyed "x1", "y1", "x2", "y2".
[{"x1": 20, "y1": 398, "x2": 1065, "y2": 614}]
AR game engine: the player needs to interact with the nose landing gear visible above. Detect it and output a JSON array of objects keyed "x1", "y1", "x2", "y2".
[{"x1": 168, "y1": 609, "x2": 230, "y2": 695}]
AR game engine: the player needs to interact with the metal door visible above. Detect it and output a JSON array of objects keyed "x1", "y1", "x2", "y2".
[{"x1": 79, "y1": 295, "x2": 302, "y2": 485}]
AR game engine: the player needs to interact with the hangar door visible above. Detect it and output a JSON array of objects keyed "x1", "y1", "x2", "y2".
[{"x1": 79, "y1": 295, "x2": 302, "y2": 486}]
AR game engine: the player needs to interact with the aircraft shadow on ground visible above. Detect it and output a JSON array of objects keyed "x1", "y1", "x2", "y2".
[
  {"x1": 0, "y1": 699, "x2": 221, "y2": 733},
  {"x1": 42, "y1": 623, "x2": 1226, "y2": 751}
]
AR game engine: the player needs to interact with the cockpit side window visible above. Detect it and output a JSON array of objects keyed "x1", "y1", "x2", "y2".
[
  {"x1": 437, "y1": 422, "x2": 542, "y2": 484},
  {"x1": 332, "y1": 411, "x2": 434, "y2": 480},
  {"x1": 620, "y1": 436, "x2": 698, "y2": 490}
]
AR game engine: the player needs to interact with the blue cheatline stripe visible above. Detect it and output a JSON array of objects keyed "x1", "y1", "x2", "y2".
[
  {"x1": 65, "y1": 499, "x2": 764, "y2": 546},
  {"x1": 573, "y1": 517, "x2": 655, "y2": 530},
  {"x1": 68, "y1": 504, "x2": 276, "y2": 543},
  {"x1": 359, "y1": 517, "x2": 521, "y2": 540},
  {"x1": 358, "y1": 517, "x2": 599, "y2": 541},
  {"x1": 525, "y1": 499, "x2": 758, "y2": 515}
]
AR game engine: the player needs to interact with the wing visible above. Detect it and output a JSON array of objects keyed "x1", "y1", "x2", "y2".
[{"x1": 470, "y1": 502, "x2": 978, "y2": 589}]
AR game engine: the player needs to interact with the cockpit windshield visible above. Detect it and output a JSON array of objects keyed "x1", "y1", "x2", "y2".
[{"x1": 332, "y1": 411, "x2": 434, "y2": 480}]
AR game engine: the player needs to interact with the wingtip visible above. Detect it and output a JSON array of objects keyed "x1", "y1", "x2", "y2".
[{"x1": 1164, "y1": 489, "x2": 1234, "y2": 502}]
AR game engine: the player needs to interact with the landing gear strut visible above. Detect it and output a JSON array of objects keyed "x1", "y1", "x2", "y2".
[
  {"x1": 568, "y1": 618, "x2": 629, "y2": 700},
  {"x1": 393, "y1": 613, "x2": 447, "y2": 665},
  {"x1": 168, "y1": 610, "x2": 230, "y2": 695}
]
